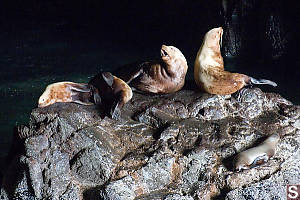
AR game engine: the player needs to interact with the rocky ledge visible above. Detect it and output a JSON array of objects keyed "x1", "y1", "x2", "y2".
[{"x1": 1, "y1": 87, "x2": 300, "y2": 200}]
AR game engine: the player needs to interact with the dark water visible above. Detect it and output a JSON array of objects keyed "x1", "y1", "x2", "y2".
[{"x1": 0, "y1": 1, "x2": 299, "y2": 170}]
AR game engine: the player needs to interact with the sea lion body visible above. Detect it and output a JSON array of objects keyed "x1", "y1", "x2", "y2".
[
  {"x1": 89, "y1": 72, "x2": 133, "y2": 119},
  {"x1": 116, "y1": 45, "x2": 188, "y2": 94},
  {"x1": 38, "y1": 73, "x2": 132, "y2": 120},
  {"x1": 194, "y1": 27, "x2": 276, "y2": 95},
  {"x1": 234, "y1": 133, "x2": 280, "y2": 171},
  {"x1": 38, "y1": 82, "x2": 93, "y2": 107}
]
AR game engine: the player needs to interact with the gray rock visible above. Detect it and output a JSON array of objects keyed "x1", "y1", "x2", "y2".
[{"x1": 1, "y1": 88, "x2": 299, "y2": 199}]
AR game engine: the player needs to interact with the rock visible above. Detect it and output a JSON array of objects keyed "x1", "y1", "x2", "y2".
[
  {"x1": 221, "y1": 0, "x2": 289, "y2": 59},
  {"x1": 1, "y1": 88, "x2": 299, "y2": 200}
]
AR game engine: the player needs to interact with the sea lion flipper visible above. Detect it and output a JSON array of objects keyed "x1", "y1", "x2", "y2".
[
  {"x1": 89, "y1": 85, "x2": 102, "y2": 105},
  {"x1": 70, "y1": 85, "x2": 94, "y2": 106},
  {"x1": 72, "y1": 100, "x2": 94, "y2": 106},
  {"x1": 126, "y1": 68, "x2": 143, "y2": 84},
  {"x1": 249, "y1": 77, "x2": 277, "y2": 87},
  {"x1": 71, "y1": 93, "x2": 94, "y2": 106},
  {"x1": 70, "y1": 83, "x2": 91, "y2": 92},
  {"x1": 251, "y1": 154, "x2": 269, "y2": 168},
  {"x1": 110, "y1": 91, "x2": 127, "y2": 120},
  {"x1": 102, "y1": 72, "x2": 114, "y2": 87},
  {"x1": 93, "y1": 92, "x2": 102, "y2": 105},
  {"x1": 110, "y1": 101, "x2": 122, "y2": 120}
]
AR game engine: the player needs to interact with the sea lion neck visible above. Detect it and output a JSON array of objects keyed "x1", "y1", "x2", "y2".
[
  {"x1": 198, "y1": 42, "x2": 224, "y2": 70},
  {"x1": 161, "y1": 57, "x2": 188, "y2": 79}
]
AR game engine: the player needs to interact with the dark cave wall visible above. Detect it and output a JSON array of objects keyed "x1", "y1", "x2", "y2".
[
  {"x1": 0, "y1": 0, "x2": 298, "y2": 63},
  {"x1": 221, "y1": 0, "x2": 297, "y2": 61}
]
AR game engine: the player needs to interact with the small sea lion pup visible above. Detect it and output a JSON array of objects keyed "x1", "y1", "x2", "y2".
[
  {"x1": 194, "y1": 27, "x2": 277, "y2": 95},
  {"x1": 234, "y1": 133, "x2": 280, "y2": 172},
  {"x1": 115, "y1": 45, "x2": 188, "y2": 94},
  {"x1": 38, "y1": 82, "x2": 93, "y2": 108},
  {"x1": 88, "y1": 72, "x2": 133, "y2": 120}
]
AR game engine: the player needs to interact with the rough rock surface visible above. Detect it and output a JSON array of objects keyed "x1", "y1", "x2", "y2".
[{"x1": 1, "y1": 88, "x2": 299, "y2": 200}]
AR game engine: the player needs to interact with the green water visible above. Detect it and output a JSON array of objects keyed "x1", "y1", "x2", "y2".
[{"x1": 0, "y1": 28, "x2": 159, "y2": 159}]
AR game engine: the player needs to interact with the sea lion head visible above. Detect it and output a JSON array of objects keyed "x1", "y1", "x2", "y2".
[
  {"x1": 203, "y1": 27, "x2": 223, "y2": 51},
  {"x1": 160, "y1": 45, "x2": 188, "y2": 72},
  {"x1": 38, "y1": 86, "x2": 54, "y2": 107},
  {"x1": 264, "y1": 133, "x2": 280, "y2": 145}
]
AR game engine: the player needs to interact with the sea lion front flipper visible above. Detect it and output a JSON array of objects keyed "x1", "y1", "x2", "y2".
[
  {"x1": 102, "y1": 72, "x2": 114, "y2": 87},
  {"x1": 89, "y1": 85, "x2": 102, "y2": 105},
  {"x1": 93, "y1": 92, "x2": 102, "y2": 105},
  {"x1": 111, "y1": 102, "x2": 122, "y2": 120},
  {"x1": 126, "y1": 68, "x2": 143, "y2": 84},
  {"x1": 250, "y1": 154, "x2": 269, "y2": 169},
  {"x1": 110, "y1": 91, "x2": 126, "y2": 120}
]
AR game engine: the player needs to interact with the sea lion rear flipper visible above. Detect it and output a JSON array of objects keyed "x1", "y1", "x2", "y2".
[
  {"x1": 70, "y1": 84, "x2": 94, "y2": 105},
  {"x1": 70, "y1": 83, "x2": 91, "y2": 92},
  {"x1": 249, "y1": 77, "x2": 277, "y2": 87},
  {"x1": 102, "y1": 72, "x2": 114, "y2": 87},
  {"x1": 71, "y1": 93, "x2": 94, "y2": 105}
]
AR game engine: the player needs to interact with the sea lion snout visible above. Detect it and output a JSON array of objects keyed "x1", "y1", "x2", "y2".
[
  {"x1": 219, "y1": 27, "x2": 223, "y2": 47},
  {"x1": 160, "y1": 48, "x2": 169, "y2": 58},
  {"x1": 161, "y1": 45, "x2": 171, "y2": 60}
]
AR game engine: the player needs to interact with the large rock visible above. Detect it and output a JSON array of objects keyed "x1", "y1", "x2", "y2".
[{"x1": 1, "y1": 88, "x2": 299, "y2": 200}]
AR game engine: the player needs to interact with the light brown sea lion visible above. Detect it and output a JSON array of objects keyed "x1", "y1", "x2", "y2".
[
  {"x1": 38, "y1": 82, "x2": 93, "y2": 107},
  {"x1": 88, "y1": 72, "x2": 133, "y2": 120},
  {"x1": 194, "y1": 27, "x2": 277, "y2": 95},
  {"x1": 38, "y1": 73, "x2": 132, "y2": 120},
  {"x1": 116, "y1": 45, "x2": 188, "y2": 94},
  {"x1": 234, "y1": 133, "x2": 280, "y2": 172}
]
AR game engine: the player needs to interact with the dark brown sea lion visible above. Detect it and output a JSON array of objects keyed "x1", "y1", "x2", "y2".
[
  {"x1": 116, "y1": 45, "x2": 188, "y2": 94},
  {"x1": 194, "y1": 27, "x2": 277, "y2": 95},
  {"x1": 88, "y1": 72, "x2": 133, "y2": 119},
  {"x1": 38, "y1": 82, "x2": 93, "y2": 107},
  {"x1": 234, "y1": 133, "x2": 280, "y2": 172}
]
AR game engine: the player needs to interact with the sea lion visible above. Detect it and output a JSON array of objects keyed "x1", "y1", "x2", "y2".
[
  {"x1": 115, "y1": 45, "x2": 188, "y2": 94},
  {"x1": 234, "y1": 133, "x2": 280, "y2": 172},
  {"x1": 38, "y1": 82, "x2": 93, "y2": 107},
  {"x1": 88, "y1": 72, "x2": 133, "y2": 120},
  {"x1": 194, "y1": 27, "x2": 277, "y2": 95}
]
